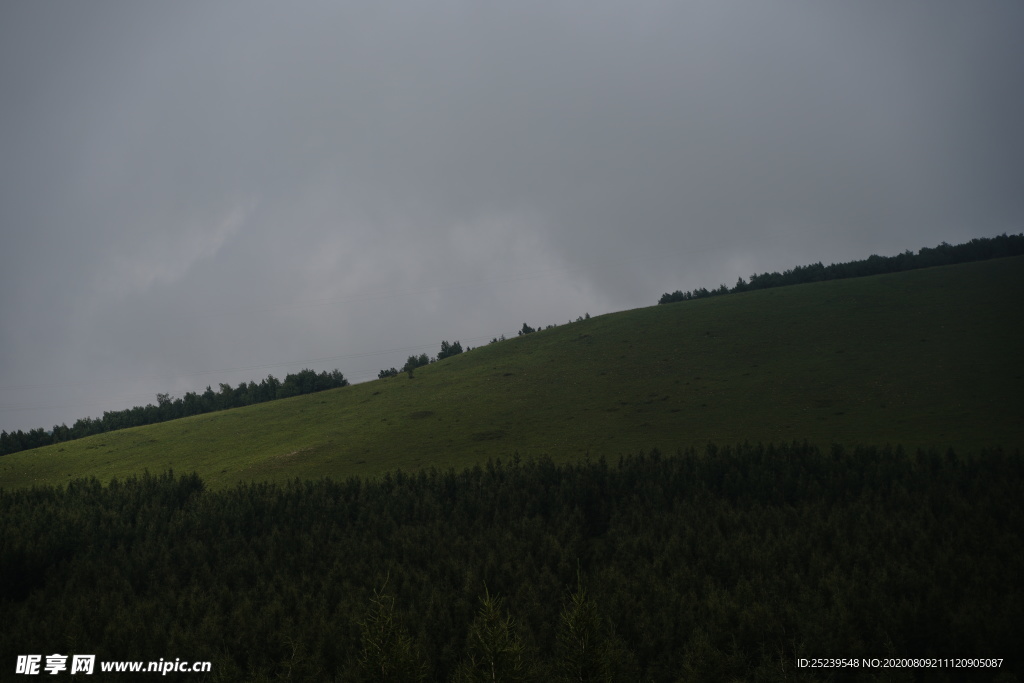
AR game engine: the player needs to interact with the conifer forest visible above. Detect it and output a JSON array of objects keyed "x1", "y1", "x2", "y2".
[{"x1": 3, "y1": 443, "x2": 1021, "y2": 681}]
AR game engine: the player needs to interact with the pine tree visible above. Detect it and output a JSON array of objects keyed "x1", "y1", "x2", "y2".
[
  {"x1": 355, "y1": 585, "x2": 428, "y2": 682},
  {"x1": 454, "y1": 589, "x2": 533, "y2": 682},
  {"x1": 554, "y1": 572, "x2": 631, "y2": 682}
]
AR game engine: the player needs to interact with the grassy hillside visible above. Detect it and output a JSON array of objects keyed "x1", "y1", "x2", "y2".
[{"x1": 2, "y1": 256, "x2": 1022, "y2": 490}]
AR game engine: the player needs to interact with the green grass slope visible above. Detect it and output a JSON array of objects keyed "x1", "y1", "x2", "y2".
[{"x1": 3, "y1": 256, "x2": 1022, "y2": 490}]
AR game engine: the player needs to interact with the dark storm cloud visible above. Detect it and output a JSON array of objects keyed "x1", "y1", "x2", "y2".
[{"x1": 1, "y1": 0, "x2": 1022, "y2": 432}]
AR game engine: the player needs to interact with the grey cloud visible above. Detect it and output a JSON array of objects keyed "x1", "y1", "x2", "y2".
[{"x1": 1, "y1": 0, "x2": 1021, "y2": 432}]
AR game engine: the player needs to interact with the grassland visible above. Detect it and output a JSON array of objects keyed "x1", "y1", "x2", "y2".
[{"x1": 2, "y1": 255, "x2": 1022, "y2": 490}]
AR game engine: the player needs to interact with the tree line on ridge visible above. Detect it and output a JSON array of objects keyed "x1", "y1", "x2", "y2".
[
  {"x1": 0, "y1": 368, "x2": 348, "y2": 457},
  {"x1": 658, "y1": 233, "x2": 1024, "y2": 304}
]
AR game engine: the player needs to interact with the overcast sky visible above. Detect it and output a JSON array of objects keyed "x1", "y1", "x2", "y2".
[{"x1": 2, "y1": 1, "x2": 1022, "y2": 433}]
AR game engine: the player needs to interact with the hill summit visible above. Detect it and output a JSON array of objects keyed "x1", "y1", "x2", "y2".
[{"x1": 1, "y1": 256, "x2": 1022, "y2": 490}]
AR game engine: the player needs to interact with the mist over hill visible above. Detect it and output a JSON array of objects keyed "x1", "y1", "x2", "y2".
[
  {"x1": 2, "y1": 253, "x2": 1021, "y2": 491},
  {"x1": 4, "y1": 233, "x2": 1022, "y2": 464}
]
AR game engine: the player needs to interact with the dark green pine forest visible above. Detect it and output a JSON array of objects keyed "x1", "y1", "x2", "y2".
[{"x1": 2, "y1": 445, "x2": 1021, "y2": 682}]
